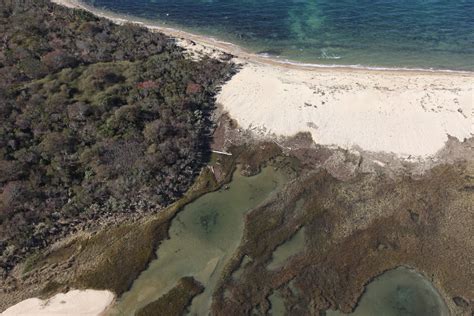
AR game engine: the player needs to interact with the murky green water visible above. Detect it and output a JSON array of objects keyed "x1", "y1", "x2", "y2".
[
  {"x1": 326, "y1": 267, "x2": 449, "y2": 316},
  {"x1": 108, "y1": 167, "x2": 286, "y2": 315},
  {"x1": 104, "y1": 166, "x2": 448, "y2": 316},
  {"x1": 267, "y1": 227, "x2": 305, "y2": 270}
]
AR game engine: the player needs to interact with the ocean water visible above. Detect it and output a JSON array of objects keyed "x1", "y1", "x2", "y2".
[{"x1": 82, "y1": 0, "x2": 474, "y2": 71}]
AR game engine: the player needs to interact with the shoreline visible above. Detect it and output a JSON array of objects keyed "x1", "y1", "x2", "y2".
[
  {"x1": 51, "y1": 0, "x2": 473, "y2": 76},
  {"x1": 52, "y1": 0, "x2": 473, "y2": 160}
]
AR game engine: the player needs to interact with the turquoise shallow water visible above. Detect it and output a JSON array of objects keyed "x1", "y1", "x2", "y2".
[{"x1": 83, "y1": 0, "x2": 474, "y2": 71}]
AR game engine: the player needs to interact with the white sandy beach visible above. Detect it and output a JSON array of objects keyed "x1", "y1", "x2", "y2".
[
  {"x1": 217, "y1": 63, "x2": 473, "y2": 158},
  {"x1": 1, "y1": 290, "x2": 115, "y2": 316}
]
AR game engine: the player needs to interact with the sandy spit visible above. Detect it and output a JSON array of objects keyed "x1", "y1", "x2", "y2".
[
  {"x1": 51, "y1": 0, "x2": 473, "y2": 159},
  {"x1": 2, "y1": 290, "x2": 115, "y2": 316}
]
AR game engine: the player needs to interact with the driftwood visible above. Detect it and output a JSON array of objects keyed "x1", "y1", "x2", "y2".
[{"x1": 211, "y1": 150, "x2": 232, "y2": 156}]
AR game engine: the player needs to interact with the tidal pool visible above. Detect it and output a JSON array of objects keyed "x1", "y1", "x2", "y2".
[
  {"x1": 108, "y1": 167, "x2": 286, "y2": 315},
  {"x1": 326, "y1": 267, "x2": 449, "y2": 316},
  {"x1": 268, "y1": 290, "x2": 286, "y2": 316}
]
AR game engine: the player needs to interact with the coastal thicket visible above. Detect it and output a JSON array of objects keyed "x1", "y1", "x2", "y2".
[{"x1": 0, "y1": 0, "x2": 234, "y2": 275}]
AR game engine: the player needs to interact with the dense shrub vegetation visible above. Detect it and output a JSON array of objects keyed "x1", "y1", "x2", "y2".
[{"x1": 0, "y1": 0, "x2": 234, "y2": 275}]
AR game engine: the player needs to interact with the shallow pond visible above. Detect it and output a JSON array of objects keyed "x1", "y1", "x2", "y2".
[
  {"x1": 268, "y1": 290, "x2": 286, "y2": 316},
  {"x1": 326, "y1": 267, "x2": 449, "y2": 316},
  {"x1": 108, "y1": 167, "x2": 286, "y2": 315}
]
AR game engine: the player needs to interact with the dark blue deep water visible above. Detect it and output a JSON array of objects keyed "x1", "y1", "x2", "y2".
[{"x1": 83, "y1": 0, "x2": 474, "y2": 70}]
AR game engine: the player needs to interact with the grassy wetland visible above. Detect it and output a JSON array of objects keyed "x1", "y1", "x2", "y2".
[{"x1": 3, "y1": 134, "x2": 473, "y2": 315}]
